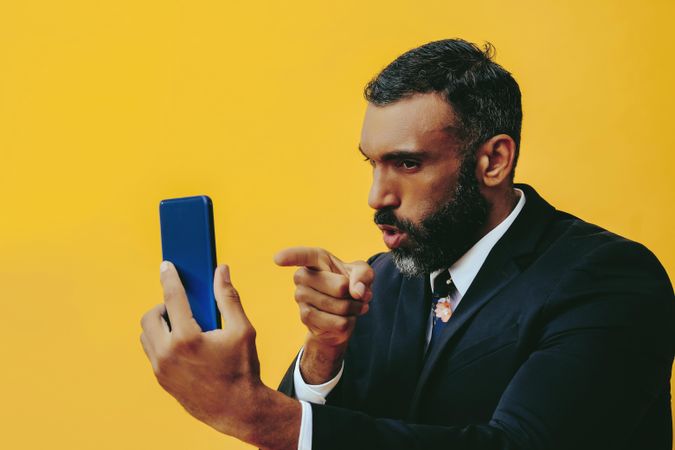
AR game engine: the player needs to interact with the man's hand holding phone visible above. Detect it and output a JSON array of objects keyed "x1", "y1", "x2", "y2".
[
  {"x1": 140, "y1": 262, "x2": 300, "y2": 450},
  {"x1": 274, "y1": 247, "x2": 375, "y2": 385}
]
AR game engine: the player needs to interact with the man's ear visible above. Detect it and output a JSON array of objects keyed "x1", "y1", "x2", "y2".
[{"x1": 475, "y1": 134, "x2": 516, "y2": 187}]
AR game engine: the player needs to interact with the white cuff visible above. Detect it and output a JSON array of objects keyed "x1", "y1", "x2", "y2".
[
  {"x1": 297, "y1": 400, "x2": 313, "y2": 450},
  {"x1": 292, "y1": 347, "x2": 344, "y2": 404}
]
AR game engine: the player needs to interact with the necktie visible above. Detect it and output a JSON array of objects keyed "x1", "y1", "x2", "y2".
[{"x1": 428, "y1": 270, "x2": 454, "y2": 352}]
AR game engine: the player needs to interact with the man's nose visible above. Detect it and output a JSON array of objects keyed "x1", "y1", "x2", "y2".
[{"x1": 368, "y1": 170, "x2": 400, "y2": 210}]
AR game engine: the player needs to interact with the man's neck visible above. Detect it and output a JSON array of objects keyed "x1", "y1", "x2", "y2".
[
  {"x1": 435, "y1": 187, "x2": 525, "y2": 297},
  {"x1": 475, "y1": 186, "x2": 520, "y2": 243}
]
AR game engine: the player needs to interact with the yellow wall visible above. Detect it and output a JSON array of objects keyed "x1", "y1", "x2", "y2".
[{"x1": 1, "y1": 1, "x2": 673, "y2": 448}]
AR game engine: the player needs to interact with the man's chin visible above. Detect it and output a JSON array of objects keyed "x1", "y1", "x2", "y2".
[
  {"x1": 390, "y1": 249, "x2": 431, "y2": 277},
  {"x1": 390, "y1": 243, "x2": 464, "y2": 277}
]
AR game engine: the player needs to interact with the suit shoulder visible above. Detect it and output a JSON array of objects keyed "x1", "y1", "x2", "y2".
[
  {"x1": 549, "y1": 211, "x2": 662, "y2": 268},
  {"x1": 544, "y1": 211, "x2": 673, "y2": 303},
  {"x1": 367, "y1": 251, "x2": 391, "y2": 268}
]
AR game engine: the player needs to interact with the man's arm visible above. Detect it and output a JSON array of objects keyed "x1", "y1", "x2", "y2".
[
  {"x1": 274, "y1": 247, "x2": 378, "y2": 385},
  {"x1": 282, "y1": 241, "x2": 675, "y2": 450},
  {"x1": 277, "y1": 250, "x2": 384, "y2": 398},
  {"x1": 276, "y1": 249, "x2": 382, "y2": 450},
  {"x1": 142, "y1": 243, "x2": 672, "y2": 450},
  {"x1": 140, "y1": 262, "x2": 302, "y2": 450},
  {"x1": 140, "y1": 252, "x2": 373, "y2": 450}
]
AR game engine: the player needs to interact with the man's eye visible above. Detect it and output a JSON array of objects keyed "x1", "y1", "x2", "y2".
[{"x1": 399, "y1": 160, "x2": 420, "y2": 170}]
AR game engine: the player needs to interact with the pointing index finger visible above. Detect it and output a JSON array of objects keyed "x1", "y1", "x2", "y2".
[{"x1": 274, "y1": 247, "x2": 346, "y2": 274}]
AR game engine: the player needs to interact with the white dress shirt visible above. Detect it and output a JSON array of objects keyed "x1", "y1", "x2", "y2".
[{"x1": 294, "y1": 189, "x2": 526, "y2": 450}]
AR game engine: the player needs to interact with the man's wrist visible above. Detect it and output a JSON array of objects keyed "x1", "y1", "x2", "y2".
[
  {"x1": 300, "y1": 336, "x2": 348, "y2": 385},
  {"x1": 294, "y1": 347, "x2": 343, "y2": 404},
  {"x1": 237, "y1": 384, "x2": 301, "y2": 450}
]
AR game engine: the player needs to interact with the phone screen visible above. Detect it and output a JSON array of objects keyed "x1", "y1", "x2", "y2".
[{"x1": 159, "y1": 195, "x2": 221, "y2": 331}]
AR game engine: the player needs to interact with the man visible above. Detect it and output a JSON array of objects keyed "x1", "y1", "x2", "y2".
[{"x1": 140, "y1": 39, "x2": 675, "y2": 450}]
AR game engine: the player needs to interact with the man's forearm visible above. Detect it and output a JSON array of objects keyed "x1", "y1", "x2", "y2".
[
  {"x1": 299, "y1": 336, "x2": 347, "y2": 385},
  {"x1": 240, "y1": 385, "x2": 302, "y2": 450}
]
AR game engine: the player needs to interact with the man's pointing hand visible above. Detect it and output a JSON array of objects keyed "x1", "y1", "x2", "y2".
[{"x1": 274, "y1": 247, "x2": 375, "y2": 384}]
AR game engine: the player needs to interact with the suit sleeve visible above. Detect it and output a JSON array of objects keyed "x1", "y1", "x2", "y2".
[
  {"x1": 278, "y1": 351, "x2": 298, "y2": 397},
  {"x1": 307, "y1": 241, "x2": 675, "y2": 450}
]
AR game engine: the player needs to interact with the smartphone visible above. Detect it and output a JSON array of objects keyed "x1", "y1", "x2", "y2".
[{"x1": 159, "y1": 195, "x2": 221, "y2": 331}]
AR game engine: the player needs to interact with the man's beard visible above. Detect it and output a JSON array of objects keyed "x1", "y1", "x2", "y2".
[{"x1": 374, "y1": 154, "x2": 490, "y2": 277}]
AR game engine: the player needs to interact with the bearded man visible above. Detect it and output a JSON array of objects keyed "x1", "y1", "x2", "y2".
[{"x1": 140, "y1": 39, "x2": 675, "y2": 450}]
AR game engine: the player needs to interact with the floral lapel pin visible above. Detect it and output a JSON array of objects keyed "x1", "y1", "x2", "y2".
[{"x1": 434, "y1": 297, "x2": 452, "y2": 323}]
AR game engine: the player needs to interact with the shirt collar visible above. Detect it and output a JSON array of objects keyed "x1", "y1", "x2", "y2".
[{"x1": 430, "y1": 188, "x2": 526, "y2": 297}]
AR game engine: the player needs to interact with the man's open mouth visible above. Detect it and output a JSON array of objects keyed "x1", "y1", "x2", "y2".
[{"x1": 377, "y1": 224, "x2": 408, "y2": 249}]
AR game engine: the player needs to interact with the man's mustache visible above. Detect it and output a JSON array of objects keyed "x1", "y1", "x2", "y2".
[{"x1": 374, "y1": 208, "x2": 416, "y2": 235}]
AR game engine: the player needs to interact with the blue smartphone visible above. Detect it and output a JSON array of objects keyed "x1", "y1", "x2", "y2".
[{"x1": 159, "y1": 195, "x2": 221, "y2": 331}]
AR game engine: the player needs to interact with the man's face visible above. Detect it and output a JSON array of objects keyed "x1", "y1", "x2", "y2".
[{"x1": 359, "y1": 92, "x2": 489, "y2": 276}]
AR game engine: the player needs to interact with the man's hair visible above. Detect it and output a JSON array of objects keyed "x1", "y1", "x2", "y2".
[{"x1": 364, "y1": 39, "x2": 522, "y2": 176}]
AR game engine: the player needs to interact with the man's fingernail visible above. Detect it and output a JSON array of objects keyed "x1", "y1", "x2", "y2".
[
  {"x1": 160, "y1": 261, "x2": 170, "y2": 273},
  {"x1": 354, "y1": 282, "x2": 366, "y2": 298}
]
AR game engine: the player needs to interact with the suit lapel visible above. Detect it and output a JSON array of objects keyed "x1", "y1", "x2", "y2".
[
  {"x1": 383, "y1": 274, "x2": 431, "y2": 415},
  {"x1": 410, "y1": 257, "x2": 521, "y2": 412},
  {"x1": 408, "y1": 184, "x2": 556, "y2": 414}
]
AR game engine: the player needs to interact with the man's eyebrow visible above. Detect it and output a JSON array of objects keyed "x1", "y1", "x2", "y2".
[{"x1": 358, "y1": 145, "x2": 430, "y2": 161}]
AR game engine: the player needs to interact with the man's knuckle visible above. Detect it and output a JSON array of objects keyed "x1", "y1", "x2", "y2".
[
  {"x1": 338, "y1": 301, "x2": 352, "y2": 316},
  {"x1": 293, "y1": 268, "x2": 307, "y2": 285},
  {"x1": 172, "y1": 331, "x2": 202, "y2": 353},
  {"x1": 299, "y1": 304, "x2": 313, "y2": 324},
  {"x1": 335, "y1": 317, "x2": 350, "y2": 333},
  {"x1": 295, "y1": 285, "x2": 309, "y2": 304},
  {"x1": 225, "y1": 286, "x2": 240, "y2": 300},
  {"x1": 162, "y1": 288, "x2": 176, "y2": 302}
]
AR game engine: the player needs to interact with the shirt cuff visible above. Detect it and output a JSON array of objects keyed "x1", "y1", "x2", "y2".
[
  {"x1": 297, "y1": 400, "x2": 313, "y2": 450},
  {"x1": 292, "y1": 347, "x2": 344, "y2": 404}
]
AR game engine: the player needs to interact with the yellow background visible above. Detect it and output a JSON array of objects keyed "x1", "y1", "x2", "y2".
[{"x1": 1, "y1": 0, "x2": 673, "y2": 448}]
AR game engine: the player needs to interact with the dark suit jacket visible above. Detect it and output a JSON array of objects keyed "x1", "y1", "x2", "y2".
[{"x1": 279, "y1": 184, "x2": 675, "y2": 450}]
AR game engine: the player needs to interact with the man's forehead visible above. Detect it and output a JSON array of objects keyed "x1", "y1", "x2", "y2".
[{"x1": 359, "y1": 92, "x2": 459, "y2": 156}]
